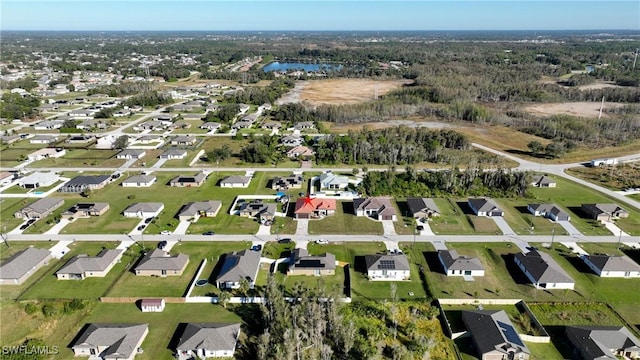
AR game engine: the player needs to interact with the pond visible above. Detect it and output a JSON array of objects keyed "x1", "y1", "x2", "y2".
[{"x1": 262, "y1": 61, "x2": 343, "y2": 73}]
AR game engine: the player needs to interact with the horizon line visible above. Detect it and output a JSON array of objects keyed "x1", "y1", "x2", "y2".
[{"x1": 2, "y1": 28, "x2": 638, "y2": 32}]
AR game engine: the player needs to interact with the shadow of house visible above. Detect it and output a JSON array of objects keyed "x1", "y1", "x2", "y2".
[
  {"x1": 622, "y1": 248, "x2": 640, "y2": 266},
  {"x1": 167, "y1": 323, "x2": 189, "y2": 355},
  {"x1": 500, "y1": 254, "x2": 530, "y2": 285},
  {"x1": 456, "y1": 201, "x2": 475, "y2": 215},
  {"x1": 342, "y1": 201, "x2": 354, "y2": 215},
  {"x1": 515, "y1": 206, "x2": 531, "y2": 215},
  {"x1": 567, "y1": 206, "x2": 588, "y2": 219},
  {"x1": 207, "y1": 255, "x2": 226, "y2": 285},
  {"x1": 562, "y1": 253, "x2": 593, "y2": 274},
  {"x1": 423, "y1": 251, "x2": 446, "y2": 274},
  {"x1": 544, "y1": 325, "x2": 580, "y2": 360},
  {"x1": 353, "y1": 255, "x2": 367, "y2": 274},
  {"x1": 396, "y1": 200, "x2": 410, "y2": 218}
]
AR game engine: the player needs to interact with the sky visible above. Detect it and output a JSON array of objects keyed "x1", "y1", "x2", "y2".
[{"x1": 1, "y1": 1, "x2": 639, "y2": 31}]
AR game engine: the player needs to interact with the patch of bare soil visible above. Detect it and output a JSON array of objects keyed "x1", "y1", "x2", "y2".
[
  {"x1": 277, "y1": 79, "x2": 412, "y2": 106},
  {"x1": 524, "y1": 102, "x2": 623, "y2": 118}
]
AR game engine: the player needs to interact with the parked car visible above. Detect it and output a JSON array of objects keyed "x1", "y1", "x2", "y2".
[
  {"x1": 160, "y1": 230, "x2": 171, "y2": 235},
  {"x1": 278, "y1": 238, "x2": 292, "y2": 244},
  {"x1": 158, "y1": 240, "x2": 167, "y2": 250},
  {"x1": 137, "y1": 224, "x2": 146, "y2": 231},
  {"x1": 144, "y1": 217, "x2": 154, "y2": 224},
  {"x1": 203, "y1": 231, "x2": 215, "y2": 235},
  {"x1": 315, "y1": 239, "x2": 329, "y2": 245},
  {"x1": 416, "y1": 225, "x2": 424, "y2": 231},
  {"x1": 251, "y1": 244, "x2": 263, "y2": 251}
]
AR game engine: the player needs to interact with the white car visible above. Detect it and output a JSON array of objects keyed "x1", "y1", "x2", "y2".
[
  {"x1": 160, "y1": 230, "x2": 172, "y2": 235},
  {"x1": 315, "y1": 239, "x2": 329, "y2": 245}
]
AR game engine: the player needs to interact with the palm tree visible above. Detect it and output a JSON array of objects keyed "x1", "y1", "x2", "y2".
[
  {"x1": 218, "y1": 290, "x2": 231, "y2": 308},
  {"x1": 238, "y1": 278, "x2": 250, "y2": 299}
]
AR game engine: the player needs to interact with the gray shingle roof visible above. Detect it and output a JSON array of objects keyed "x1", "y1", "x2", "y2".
[
  {"x1": 56, "y1": 249, "x2": 122, "y2": 275},
  {"x1": 462, "y1": 310, "x2": 530, "y2": 357},
  {"x1": 176, "y1": 323, "x2": 241, "y2": 352},
  {"x1": 178, "y1": 201, "x2": 222, "y2": 218},
  {"x1": 583, "y1": 255, "x2": 640, "y2": 272},
  {"x1": 215, "y1": 250, "x2": 261, "y2": 284},
  {"x1": 566, "y1": 325, "x2": 640, "y2": 359},
  {"x1": 468, "y1": 198, "x2": 503, "y2": 213},
  {"x1": 353, "y1": 197, "x2": 397, "y2": 217},
  {"x1": 438, "y1": 250, "x2": 484, "y2": 271},
  {"x1": 134, "y1": 249, "x2": 189, "y2": 271},
  {"x1": 364, "y1": 254, "x2": 410, "y2": 271},
  {"x1": 289, "y1": 249, "x2": 336, "y2": 271},
  {"x1": 72, "y1": 323, "x2": 148, "y2": 359},
  {"x1": 122, "y1": 174, "x2": 156, "y2": 184},
  {"x1": 124, "y1": 202, "x2": 164, "y2": 214},
  {"x1": 514, "y1": 250, "x2": 574, "y2": 284},
  {"x1": 21, "y1": 197, "x2": 64, "y2": 215},
  {"x1": 0, "y1": 247, "x2": 51, "y2": 280},
  {"x1": 406, "y1": 197, "x2": 440, "y2": 216},
  {"x1": 220, "y1": 175, "x2": 252, "y2": 185}
]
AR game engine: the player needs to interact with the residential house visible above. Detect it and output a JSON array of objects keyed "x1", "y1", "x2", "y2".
[
  {"x1": 122, "y1": 174, "x2": 156, "y2": 188},
  {"x1": 159, "y1": 149, "x2": 188, "y2": 160},
  {"x1": 177, "y1": 201, "x2": 222, "y2": 221},
  {"x1": 123, "y1": 203, "x2": 164, "y2": 218},
  {"x1": 0, "y1": 247, "x2": 51, "y2": 285},
  {"x1": 0, "y1": 172, "x2": 15, "y2": 186},
  {"x1": 68, "y1": 109, "x2": 96, "y2": 120},
  {"x1": 565, "y1": 325, "x2": 640, "y2": 360},
  {"x1": 153, "y1": 114, "x2": 177, "y2": 122},
  {"x1": 171, "y1": 136, "x2": 197, "y2": 146},
  {"x1": 271, "y1": 174, "x2": 304, "y2": 190},
  {"x1": 140, "y1": 298, "x2": 165, "y2": 313},
  {"x1": 353, "y1": 197, "x2": 397, "y2": 221},
  {"x1": 65, "y1": 135, "x2": 94, "y2": 144},
  {"x1": 293, "y1": 121, "x2": 315, "y2": 131},
  {"x1": 0, "y1": 134, "x2": 21, "y2": 144},
  {"x1": 76, "y1": 119, "x2": 107, "y2": 130},
  {"x1": 286, "y1": 145, "x2": 315, "y2": 159},
  {"x1": 319, "y1": 172, "x2": 350, "y2": 191},
  {"x1": 55, "y1": 249, "x2": 123, "y2": 280},
  {"x1": 14, "y1": 197, "x2": 64, "y2": 219},
  {"x1": 581, "y1": 254, "x2": 640, "y2": 278},
  {"x1": 176, "y1": 323, "x2": 241, "y2": 359},
  {"x1": 281, "y1": 135, "x2": 303, "y2": 147},
  {"x1": 137, "y1": 120, "x2": 171, "y2": 131},
  {"x1": 28, "y1": 147, "x2": 66, "y2": 161},
  {"x1": 136, "y1": 135, "x2": 161, "y2": 144},
  {"x1": 116, "y1": 149, "x2": 146, "y2": 160},
  {"x1": 200, "y1": 122, "x2": 220, "y2": 132},
  {"x1": 62, "y1": 202, "x2": 110, "y2": 219},
  {"x1": 531, "y1": 174, "x2": 557, "y2": 188},
  {"x1": 294, "y1": 197, "x2": 337, "y2": 219},
  {"x1": 113, "y1": 109, "x2": 131, "y2": 117},
  {"x1": 29, "y1": 135, "x2": 59, "y2": 144},
  {"x1": 134, "y1": 249, "x2": 189, "y2": 277},
  {"x1": 231, "y1": 119, "x2": 253, "y2": 130},
  {"x1": 261, "y1": 121, "x2": 281, "y2": 130},
  {"x1": 461, "y1": 310, "x2": 531, "y2": 360},
  {"x1": 71, "y1": 323, "x2": 149, "y2": 360},
  {"x1": 438, "y1": 250, "x2": 485, "y2": 276},
  {"x1": 468, "y1": 198, "x2": 504, "y2": 217},
  {"x1": 17, "y1": 171, "x2": 58, "y2": 189},
  {"x1": 288, "y1": 248, "x2": 336, "y2": 276},
  {"x1": 33, "y1": 120, "x2": 64, "y2": 130},
  {"x1": 581, "y1": 204, "x2": 629, "y2": 221},
  {"x1": 215, "y1": 250, "x2": 261, "y2": 289},
  {"x1": 170, "y1": 172, "x2": 207, "y2": 187},
  {"x1": 171, "y1": 121, "x2": 192, "y2": 130},
  {"x1": 513, "y1": 250, "x2": 575, "y2": 289},
  {"x1": 220, "y1": 175, "x2": 252, "y2": 188},
  {"x1": 527, "y1": 203, "x2": 570, "y2": 221},
  {"x1": 364, "y1": 254, "x2": 410, "y2": 281},
  {"x1": 238, "y1": 200, "x2": 276, "y2": 222},
  {"x1": 406, "y1": 198, "x2": 441, "y2": 219},
  {"x1": 58, "y1": 175, "x2": 110, "y2": 193}
]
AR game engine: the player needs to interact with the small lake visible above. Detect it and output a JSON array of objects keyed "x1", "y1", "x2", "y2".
[{"x1": 262, "y1": 62, "x2": 342, "y2": 73}]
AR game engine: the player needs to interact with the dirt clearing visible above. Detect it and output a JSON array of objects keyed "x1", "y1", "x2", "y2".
[
  {"x1": 524, "y1": 102, "x2": 623, "y2": 118},
  {"x1": 277, "y1": 79, "x2": 412, "y2": 106}
]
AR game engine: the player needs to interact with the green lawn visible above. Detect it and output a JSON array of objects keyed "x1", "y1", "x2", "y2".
[
  {"x1": 20, "y1": 242, "x2": 130, "y2": 300},
  {"x1": 308, "y1": 202, "x2": 384, "y2": 235},
  {"x1": 0, "y1": 241, "x2": 61, "y2": 300},
  {"x1": 0, "y1": 198, "x2": 29, "y2": 232},
  {"x1": 31, "y1": 149, "x2": 124, "y2": 168},
  {"x1": 493, "y1": 198, "x2": 569, "y2": 236},
  {"x1": 1, "y1": 180, "x2": 65, "y2": 195},
  {"x1": 429, "y1": 198, "x2": 500, "y2": 235},
  {"x1": 110, "y1": 242, "x2": 251, "y2": 298}
]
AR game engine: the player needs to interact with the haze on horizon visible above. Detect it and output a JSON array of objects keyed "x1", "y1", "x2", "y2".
[{"x1": 1, "y1": 0, "x2": 639, "y2": 32}]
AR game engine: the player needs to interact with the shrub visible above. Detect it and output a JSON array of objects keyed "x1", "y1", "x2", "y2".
[
  {"x1": 24, "y1": 303, "x2": 38, "y2": 315},
  {"x1": 41, "y1": 303, "x2": 57, "y2": 317}
]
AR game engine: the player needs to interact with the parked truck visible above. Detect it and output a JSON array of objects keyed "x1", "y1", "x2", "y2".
[{"x1": 590, "y1": 158, "x2": 618, "y2": 167}]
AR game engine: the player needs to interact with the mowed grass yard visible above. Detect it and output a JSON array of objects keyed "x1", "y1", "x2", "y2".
[
  {"x1": 0, "y1": 197, "x2": 30, "y2": 232},
  {"x1": 20, "y1": 242, "x2": 131, "y2": 300},
  {"x1": 58, "y1": 171, "x2": 284, "y2": 235},
  {"x1": 308, "y1": 201, "x2": 384, "y2": 235},
  {"x1": 429, "y1": 198, "x2": 500, "y2": 235},
  {"x1": 30, "y1": 149, "x2": 124, "y2": 168}
]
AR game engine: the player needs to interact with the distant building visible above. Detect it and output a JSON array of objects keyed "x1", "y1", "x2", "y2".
[
  {"x1": 527, "y1": 203, "x2": 570, "y2": 221},
  {"x1": 176, "y1": 323, "x2": 241, "y2": 359},
  {"x1": 220, "y1": 175, "x2": 252, "y2": 188},
  {"x1": 116, "y1": 149, "x2": 146, "y2": 159},
  {"x1": 353, "y1": 197, "x2": 397, "y2": 221},
  {"x1": 215, "y1": 250, "x2": 260, "y2": 289},
  {"x1": 123, "y1": 202, "x2": 164, "y2": 218},
  {"x1": 406, "y1": 198, "x2": 440, "y2": 219},
  {"x1": 58, "y1": 175, "x2": 110, "y2": 193},
  {"x1": 121, "y1": 174, "x2": 156, "y2": 188},
  {"x1": 294, "y1": 197, "x2": 336, "y2": 219},
  {"x1": 169, "y1": 172, "x2": 207, "y2": 187},
  {"x1": 566, "y1": 325, "x2": 640, "y2": 360},
  {"x1": 17, "y1": 172, "x2": 58, "y2": 189},
  {"x1": 61, "y1": 202, "x2": 110, "y2": 219},
  {"x1": 14, "y1": 197, "x2": 65, "y2": 219},
  {"x1": 177, "y1": 201, "x2": 222, "y2": 222},
  {"x1": 581, "y1": 204, "x2": 629, "y2": 222},
  {"x1": 530, "y1": 174, "x2": 556, "y2": 188}
]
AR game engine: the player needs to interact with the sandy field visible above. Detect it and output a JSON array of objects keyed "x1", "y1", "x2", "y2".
[
  {"x1": 524, "y1": 102, "x2": 623, "y2": 118},
  {"x1": 277, "y1": 79, "x2": 412, "y2": 106}
]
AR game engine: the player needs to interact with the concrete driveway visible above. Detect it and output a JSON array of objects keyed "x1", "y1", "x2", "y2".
[
  {"x1": 256, "y1": 224, "x2": 272, "y2": 236},
  {"x1": 557, "y1": 221, "x2": 583, "y2": 237},
  {"x1": 382, "y1": 221, "x2": 397, "y2": 236},
  {"x1": 491, "y1": 217, "x2": 516, "y2": 236},
  {"x1": 432, "y1": 240, "x2": 448, "y2": 251},
  {"x1": 44, "y1": 219, "x2": 71, "y2": 235},
  {"x1": 173, "y1": 220, "x2": 191, "y2": 235},
  {"x1": 603, "y1": 221, "x2": 630, "y2": 237},
  {"x1": 295, "y1": 219, "x2": 309, "y2": 235}
]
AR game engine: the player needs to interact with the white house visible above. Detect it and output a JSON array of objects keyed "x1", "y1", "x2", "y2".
[
  {"x1": 159, "y1": 149, "x2": 187, "y2": 160},
  {"x1": 116, "y1": 149, "x2": 146, "y2": 160},
  {"x1": 319, "y1": 172, "x2": 350, "y2": 191},
  {"x1": 27, "y1": 148, "x2": 66, "y2": 161},
  {"x1": 30, "y1": 135, "x2": 59, "y2": 144},
  {"x1": 121, "y1": 174, "x2": 156, "y2": 188},
  {"x1": 438, "y1": 250, "x2": 485, "y2": 277},
  {"x1": 527, "y1": 203, "x2": 571, "y2": 222},
  {"x1": 17, "y1": 172, "x2": 59, "y2": 189},
  {"x1": 364, "y1": 254, "x2": 410, "y2": 281},
  {"x1": 176, "y1": 323, "x2": 241, "y2": 360},
  {"x1": 33, "y1": 120, "x2": 64, "y2": 130},
  {"x1": 220, "y1": 175, "x2": 252, "y2": 188},
  {"x1": 581, "y1": 254, "x2": 640, "y2": 278},
  {"x1": 514, "y1": 250, "x2": 575, "y2": 290},
  {"x1": 123, "y1": 202, "x2": 164, "y2": 218},
  {"x1": 140, "y1": 298, "x2": 165, "y2": 312},
  {"x1": 468, "y1": 198, "x2": 504, "y2": 217}
]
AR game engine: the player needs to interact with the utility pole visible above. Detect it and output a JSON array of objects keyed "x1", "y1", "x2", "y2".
[
  {"x1": 617, "y1": 229, "x2": 623, "y2": 250},
  {"x1": 633, "y1": 48, "x2": 638, "y2": 70},
  {"x1": 550, "y1": 225, "x2": 556, "y2": 247}
]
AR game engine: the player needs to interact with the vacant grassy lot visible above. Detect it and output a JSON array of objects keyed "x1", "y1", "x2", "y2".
[
  {"x1": 429, "y1": 198, "x2": 501, "y2": 235},
  {"x1": 0, "y1": 197, "x2": 30, "y2": 232},
  {"x1": 111, "y1": 241, "x2": 251, "y2": 298},
  {"x1": 566, "y1": 163, "x2": 640, "y2": 191},
  {"x1": 528, "y1": 302, "x2": 624, "y2": 327},
  {"x1": 31, "y1": 149, "x2": 124, "y2": 168},
  {"x1": 494, "y1": 198, "x2": 569, "y2": 236},
  {"x1": 20, "y1": 242, "x2": 129, "y2": 300},
  {"x1": 528, "y1": 176, "x2": 640, "y2": 235},
  {"x1": 308, "y1": 202, "x2": 384, "y2": 235}
]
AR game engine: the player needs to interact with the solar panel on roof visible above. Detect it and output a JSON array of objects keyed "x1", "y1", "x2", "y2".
[
  {"x1": 378, "y1": 260, "x2": 396, "y2": 269},
  {"x1": 498, "y1": 321, "x2": 525, "y2": 347}
]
